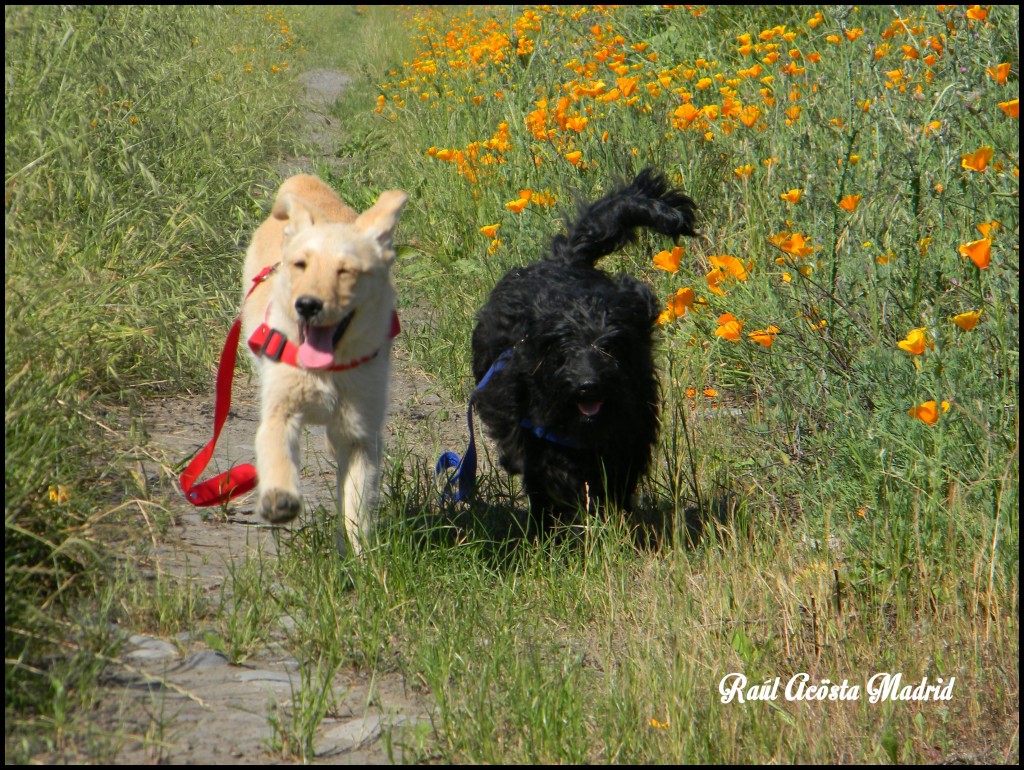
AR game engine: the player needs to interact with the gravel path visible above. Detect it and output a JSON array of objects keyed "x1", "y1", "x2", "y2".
[{"x1": 83, "y1": 66, "x2": 470, "y2": 765}]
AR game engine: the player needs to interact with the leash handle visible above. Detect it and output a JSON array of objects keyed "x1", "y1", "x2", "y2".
[
  {"x1": 178, "y1": 316, "x2": 258, "y2": 506},
  {"x1": 435, "y1": 404, "x2": 479, "y2": 503}
]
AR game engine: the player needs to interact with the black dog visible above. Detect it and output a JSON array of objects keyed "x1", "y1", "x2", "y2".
[{"x1": 470, "y1": 168, "x2": 698, "y2": 530}]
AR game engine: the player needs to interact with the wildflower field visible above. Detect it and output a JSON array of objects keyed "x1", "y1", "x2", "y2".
[
  {"x1": 5, "y1": 4, "x2": 1019, "y2": 764},
  {"x1": 365, "y1": 6, "x2": 1019, "y2": 760}
]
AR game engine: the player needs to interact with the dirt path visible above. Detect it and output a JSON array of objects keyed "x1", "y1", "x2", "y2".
[{"x1": 85, "y1": 68, "x2": 469, "y2": 765}]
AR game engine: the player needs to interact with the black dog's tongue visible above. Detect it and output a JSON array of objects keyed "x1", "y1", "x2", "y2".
[{"x1": 578, "y1": 400, "x2": 603, "y2": 416}]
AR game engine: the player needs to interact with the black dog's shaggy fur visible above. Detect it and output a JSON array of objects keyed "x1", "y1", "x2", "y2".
[{"x1": 471, "y1": 168, "x2": 698, "y2": 530}]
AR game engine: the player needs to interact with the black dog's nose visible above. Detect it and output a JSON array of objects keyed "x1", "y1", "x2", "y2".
[{"x1": 294, "y1": 296, "x2": 323, "y2": 320}]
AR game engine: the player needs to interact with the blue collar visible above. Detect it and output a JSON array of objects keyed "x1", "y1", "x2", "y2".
[{"x1": 519, "y1": 419, "x2": 585, "y2": 449}]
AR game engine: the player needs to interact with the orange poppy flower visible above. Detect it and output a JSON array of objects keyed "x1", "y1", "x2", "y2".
[
  {"x1": 565, "y1": 150, "x2": 583, "y2": 165},
  {"x1": 673, "y1": 104, "x2": 701, "y2": 127},
  {"x1": 616, "y1": 77, "x2": 638, "y2": 97},
  {"x1": 479, "y1": 224, "x2": 500, "y2": 238},
  {"x1": 959, "y1": 238, "x2": 992, "y2": 269},
  {"x1": 564, "y1": 115, "x2": 588, "y2": 132},
  {"x1": 706, "y1": 268, "x2": 727, "y2": 296},
  {"x1": 653, "y1": 246, "x2": 685, "y2": 273},
  {"x1": 669, "y1": 287, "x2": 695, "y2": 316},
  {"x1": 998, "y1": 99, "x2": 1019, "y2": 119},
  {"x1": 961, "y1": 146, "x2": 993, "y2": 172},
  {"x1": 658, "y1": 287, "x2": 697, "y2": 326},
  {"x1": 709, "y1": 255, "x2": 749, "y2": 281},
  {"x1": 986, "y1": 63, "x2": 1010, "y2": 85},
  {"x1": 908, "y1": 400, "x2": 950, "y2": 426},
  {"x1": 768, "y1": 231, "x2": 814, "y2": 258},
  {"x1": 748, "y1": 325, "x2": 780, "y2": 347},
  {"x1": 733, "y1": 164, "x2": 755, "y2": 178},
  {"x1": 951, "y1": 310, "x2": 982, "y2": 331},
  {"x1": 897, "y1": 327, "x2": 932, "y2": 355},
  {"x1": 574, "y1": 80, "x2": 607, "y2": 98},
  {"x1": 505, "y1": 197, "x2": 529, "y2": 213},
  {"x1": 780, "y1": 188, "x2": 803, "y2": 204},
  {"x1": 739, "y1": 105, "x2": 761, "y2": 127},
  {"x1": 703, "y1": 388, "x2": 718, "y2": 398},
  {"x1": 715, "y1": 313, "x2": 744, "y2": 342},
  {"x1": 838, "y1": 194, "x2": 862, "y2": 211}
]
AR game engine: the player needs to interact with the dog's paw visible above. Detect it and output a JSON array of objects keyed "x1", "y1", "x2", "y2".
[{"x1": 258, "y1": 489, "x2": 302, "y2": 523}]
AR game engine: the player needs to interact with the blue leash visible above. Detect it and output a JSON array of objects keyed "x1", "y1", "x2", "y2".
[
  {"x1": 436, "y1": 348, "x2": 586, "y2": 503},
  {"x1": 436, "y1": 350, "x2": 511, "y2": 503}
]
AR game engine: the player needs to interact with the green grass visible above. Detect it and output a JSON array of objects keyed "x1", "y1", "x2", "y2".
[
  {"x1": 279, "y1": 4, "x2": 1018, "y2": 762},
  {"x1": 5, "y1": 4, "x2": 298, "y2": 756},
  {"x1": 5, "y1": 4, "x2": 1019, "y2": 764}
]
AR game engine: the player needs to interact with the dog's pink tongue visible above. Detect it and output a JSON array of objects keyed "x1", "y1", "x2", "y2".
[
  {"x1": 299, "y1": 325, "x2": 336, "y2": 369},
  {"x1": 578, "y1": 401, "x2": 603, "y2": 417}
]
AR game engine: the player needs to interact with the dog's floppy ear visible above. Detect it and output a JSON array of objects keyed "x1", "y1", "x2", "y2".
[
  {"x1": 355, "y1": 190, "x2": 409, "y2": 261},
  {"x1": 272, "y1": 192, "x2": 316, "y2": 238}
]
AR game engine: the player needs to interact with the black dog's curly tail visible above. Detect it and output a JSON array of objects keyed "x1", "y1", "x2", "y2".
[{"x1": 549, "y1": 168, "x2": 698, "y2": 268}]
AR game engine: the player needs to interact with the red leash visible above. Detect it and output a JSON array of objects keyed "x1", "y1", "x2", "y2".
[
  {"x1": 179, "y1": 313, "x2": 258, "y2": 506},
  {"x1": 178, "y1": 266, "x2": 274, "y2": 507},
  {"x1": 178, "y1": 266, "x2": 401, "y2": 507}
]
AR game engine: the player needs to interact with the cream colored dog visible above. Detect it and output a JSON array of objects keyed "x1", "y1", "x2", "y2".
[{"x1": 242, "y1": 174, "x2": 407, "y2": 555}]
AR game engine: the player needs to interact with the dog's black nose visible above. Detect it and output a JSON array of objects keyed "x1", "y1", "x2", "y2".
[{"x1": 294, "y1": 295, "x2": 323, "y2": 320}]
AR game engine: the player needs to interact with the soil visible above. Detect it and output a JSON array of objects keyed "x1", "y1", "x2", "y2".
[{"x1": 74, "y1": 67, "x2": 470, "y2": 765}]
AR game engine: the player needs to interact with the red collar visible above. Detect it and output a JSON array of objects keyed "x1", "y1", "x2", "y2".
[
  {"x1": 244, "y1": 263, "x2": 400, "y2": 372},
  {"x1": 247, "y1": 311, "x2": 401, "y2": 371}
]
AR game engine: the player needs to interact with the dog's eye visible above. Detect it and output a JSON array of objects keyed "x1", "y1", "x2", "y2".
[{"x1": 293, "y1": 260, "x2": 307, "y2": 270}]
